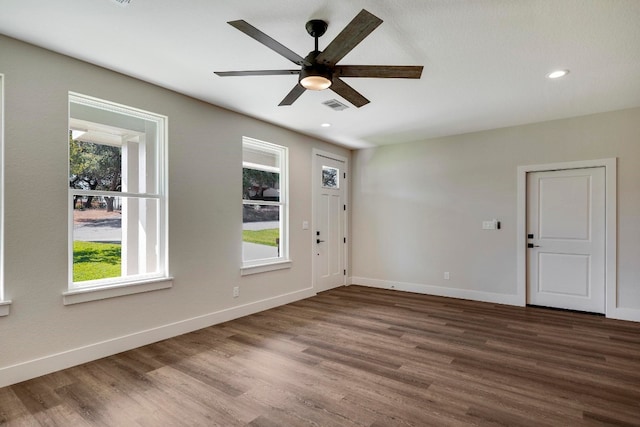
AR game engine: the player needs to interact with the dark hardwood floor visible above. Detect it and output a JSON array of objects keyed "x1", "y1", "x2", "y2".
[{"x1": 2, "y1": 285, "x2": 640, "y2": 426}]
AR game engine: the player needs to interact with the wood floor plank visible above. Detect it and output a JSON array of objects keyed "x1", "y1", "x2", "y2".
[
  {"x1": 2, "y1": 285, "x2": 640, "y2": 426},
  {"x1": 0, "y1": 387, "x2": 36, "y2": 427}
]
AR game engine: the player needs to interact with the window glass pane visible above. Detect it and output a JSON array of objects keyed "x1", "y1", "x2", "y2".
[
  {"x1": 73, "y1": 196, "x2": 122, "y2": 283},
  {"x1": 72, "y1": 196, "x2": 161, "y2": 284},
  {"x1": 121, "y1": 197, "x2": 160, "y2": 277},
  {"x1": 243, "y1": 204, "x2": 280, "y2": 262},
  {"x1": 322, "y1": 166, "x2": 339, "y2": 189},
  {"x1": 243, "y1": 146, "x2": 278, "y2": 168},
  {"x1": 69, "y1": 102, "x2": 159, "y2": 195},
  {"x1": 243, "y1": 167, "x2": 280, "y2": 202},
  {"x1": 69, "y1": 136, "x2": 122, "y2": 192}
]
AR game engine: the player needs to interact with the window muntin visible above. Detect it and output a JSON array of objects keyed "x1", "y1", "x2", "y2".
[
  {"x1": 242, "y1": 137, "x2": 288, "y2": 266},
  {"x1": 68, "y1": 93, "x2": 167, "y2": 289}
]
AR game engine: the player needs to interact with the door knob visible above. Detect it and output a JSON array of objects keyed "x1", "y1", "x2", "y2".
[
  {"x1": 317, "y1": 239, "x2": 325, "y2": 244},
  {"x1": 527, "y1": 243, "x2": 540, "y2": 248}
]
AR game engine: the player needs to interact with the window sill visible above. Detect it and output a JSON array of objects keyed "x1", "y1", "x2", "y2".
[
  {"x1": 241, "y1": 260, "x2": 292, "y2": 276},
  {"x1": 63, "y1": 277, "x2": 173, "y2": 305},
  {"x1": 0, "y1": 300, "x2": 12, "y2": 317}
]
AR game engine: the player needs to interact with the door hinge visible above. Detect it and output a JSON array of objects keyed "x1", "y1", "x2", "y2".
[
  {"x1": 343, "y1": 172, "x2": 346, "y2": 179},
  {"x1": 343, "y1": 237, "x2": 346, "y2": 243},
  {"x1": 343, "y1": 204, "x2": 346, "y2": 211},
  {"x1": 343, "y1": 269, "x2": 346, "y2": 276}
]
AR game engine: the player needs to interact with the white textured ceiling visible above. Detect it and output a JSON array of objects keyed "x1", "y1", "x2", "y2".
[{"x1": 1, "y1": 0, "x2": 639, "y2": 149}]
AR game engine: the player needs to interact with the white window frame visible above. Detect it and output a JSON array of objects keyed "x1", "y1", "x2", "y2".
[
  {"x1": 0, "y1": 74, "x2": 9, "y2": 316},
  {"x1": 241, "y1": 137, "x2": 290, "y2": 275},
  {"x1": 64, "y1": 93, "x2": 171, "y2": 305}
]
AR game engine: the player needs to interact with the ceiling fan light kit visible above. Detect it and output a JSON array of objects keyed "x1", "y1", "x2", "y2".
[
  {"x1": 214, "y1": 9, "x2": 423, "y2": 107},
  {"x1": 299, "y1": 50, "x2": 333, "y2": 90},
  {"x1": 300, "y1": 73, "x2": 332, "y2": 90}
]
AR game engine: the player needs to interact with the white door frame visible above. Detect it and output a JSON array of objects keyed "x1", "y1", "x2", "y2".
[
  {"x1": 516, "y1": 158, "x2": 617, "y2": 317},
  {"x1": 312, "y1": 149, "x2": 349, "y2": 290}
]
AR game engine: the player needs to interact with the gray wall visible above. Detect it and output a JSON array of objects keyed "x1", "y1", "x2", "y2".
[
  {"x1": 0, "y1": 35, "x2": 349, "y2": 379},
  {"x1": 351, "y1": 107, "x2": 640, "y2": 309}
]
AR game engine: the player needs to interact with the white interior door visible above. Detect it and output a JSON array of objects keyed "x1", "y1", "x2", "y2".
[
  {"x1": 527, "y1": 167, "x2": 605, "y2": 313},
  {"x1": 314, "y1": 153, "x2": 346, "y2": 292}
]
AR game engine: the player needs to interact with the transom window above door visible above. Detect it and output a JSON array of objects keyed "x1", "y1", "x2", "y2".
[{"x1": 322, "y1": 165, "x2": 340, "y2": 189}]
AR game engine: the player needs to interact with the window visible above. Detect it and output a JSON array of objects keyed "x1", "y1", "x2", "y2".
[
  {"x1": 242, "y1": 137, "x2": 289, "y2": 273},
  {"x1": 67, "y1": 93, "x2": 169, "y2": 299},
  {"x1": 0, "y1": 74, "x2": 7, "y2": 316},
  {"x1": 322, "y1": 166, "x2": 340, "y2": 189}
]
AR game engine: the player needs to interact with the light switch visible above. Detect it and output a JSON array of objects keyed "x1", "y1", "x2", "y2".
[
  {"x1": 302, "y1": 221, "x2": 309, "y2": 230},
  {"x1": 482, "y1": 219, "x2": 499, "y2": 230}
]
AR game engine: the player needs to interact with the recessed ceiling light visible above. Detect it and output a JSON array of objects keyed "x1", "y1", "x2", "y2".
[
  {"x1": 321, "y1": 123, "x2": 331, "y2": 128},
  {"x1": 547, "y1": 69, "x2": 569, "y2": 79}
]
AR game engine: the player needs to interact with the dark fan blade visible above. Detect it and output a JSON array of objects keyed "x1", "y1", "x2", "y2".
[
  {"x1": 334, "y1": 65, "x2": 423, "y2": 79},
  {"x1": 330, "y1": 77, "x2": 370, "y2": 108},
  {"x1": 215, "y1": 70, "x2": 300, "y2": 77},
  {"x1": 279, "y1": 84, "x2": 306, "y2": 106},
  {"x1": 228, "y1": 20, "x2": 311, "y2": 66},
  {"x1": 316, "y1": 9, "x2": 383, "y2": 66}
]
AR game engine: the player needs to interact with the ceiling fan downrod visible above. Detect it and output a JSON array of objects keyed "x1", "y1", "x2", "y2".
[{"x1": 305, "y1": 19, "x2": 328, "y2": 53}]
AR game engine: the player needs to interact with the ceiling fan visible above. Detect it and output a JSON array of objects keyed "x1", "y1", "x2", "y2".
[{"x1": 214, "y1": 9, "x2": 424, "y2": 108}]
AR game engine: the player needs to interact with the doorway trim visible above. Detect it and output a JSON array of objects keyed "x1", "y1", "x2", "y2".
[
  {"x1": 312, "y1": 148, "x2": 349, "y2": 291},
  {"x1": 516, "y1": 158, "x2": 618, "y2": 317}
]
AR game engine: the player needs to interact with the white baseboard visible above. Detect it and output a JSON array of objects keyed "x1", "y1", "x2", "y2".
[
  {"x1": 353, "y1": 277, "x2": 640, "y2": 322},
  {"x1": 608, "y1": 306, "x2": 640, "y2": 322},
  {"x1": 0, "y1": 287, "x2": 316, "y2": 388},
  {"x1": 352, "y1": 277, "x2": 522, "y2": 306}
]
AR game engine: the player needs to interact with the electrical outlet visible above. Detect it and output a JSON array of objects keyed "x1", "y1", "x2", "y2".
[
  {"x1": 444, "y1": 272, "x2": 450, "y2": 280},
  {"x1": 233, "y1": 286, "x2": 239, "y2": 298}
]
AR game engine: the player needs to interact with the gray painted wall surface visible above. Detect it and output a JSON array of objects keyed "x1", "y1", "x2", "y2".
[{"x1": 352, "y1": 107, "x2": 640, "y2": 309}]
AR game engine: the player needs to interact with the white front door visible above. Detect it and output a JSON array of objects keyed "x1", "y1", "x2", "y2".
[
  {"x1": 313, "y1": 153, "x2": 346, "y2": 292},
  {"x1": 527, "y1": 167, "x2": 606, "y2": 313}
]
